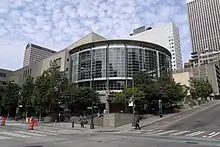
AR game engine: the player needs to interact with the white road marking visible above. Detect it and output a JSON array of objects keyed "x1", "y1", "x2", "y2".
[
  {"x1": 58, "y1": 129, "x2": 78, "y2": 134},
  {"x1": 15, "y1": 131, "x2": 47, "y2": 137},
  {"x1": 38, "y1": 129, "x2": 58, "y2": 133},
  {"x1": 29, "y1": 130, "x2": 58, "y2": 135},
  {"x1": 185, "y1": 131, "x2": 204, "y2": 137},
  {"x1": 0, "y1": 136, "x2": 12, "y2": 140},
  {"x1": 156, "y1": 130, "x2": 178, "y2": 135},
  {"x1": 207, "y1": 132, "x2": 220, "y2": 138},
  {"x1": 170, "y1": 130, "x2": 191, "y2": 136},
  {"x1": 144, "y1": 130, "x2": 164, "y2": 135},
  {"x1": 0, "y1": 131, "x2": 30, "y2": 138}
]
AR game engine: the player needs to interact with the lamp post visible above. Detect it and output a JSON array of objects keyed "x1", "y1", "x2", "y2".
[
  {"x1": 90, "y1": 73, "x2": 95, "y2": 129},
  {"x1": 16, "y1": 91, "x2": 22, "y2": 122},
  {"x1": 158, "y1": 99, "x2": 163, "y2": 118}
]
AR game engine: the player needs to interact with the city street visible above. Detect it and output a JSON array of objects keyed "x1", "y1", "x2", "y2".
[
  {"x1": 0, "y1": 124, "x2": 219, "y2": 147},
  {"x1": 1, "y1": 101, "x2": 220, "y2": 146},
  {"x1": 113, "y1": 100, "x2": 220, "y2": 141}
]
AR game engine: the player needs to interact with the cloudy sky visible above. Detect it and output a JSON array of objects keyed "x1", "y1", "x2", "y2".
[{"x1": 0, "y1": 0, "x2": 191, "y2": 70}]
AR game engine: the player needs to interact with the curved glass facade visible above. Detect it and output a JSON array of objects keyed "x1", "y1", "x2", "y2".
[{"x1": 69, "y1": 41, "x2": 171, "y2": 91}]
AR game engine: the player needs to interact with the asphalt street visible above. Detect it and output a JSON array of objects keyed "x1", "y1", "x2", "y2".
[
  {"x1": 161, "y1": 100, "x2": 220, "y2": 131},
  {"x1": 3, "y1": 132, "x2": 220, "y2": 147},
  {"x1": 1, "y1": 122, "x2": 219, "y2": 147},
  {"x1": 1, "y1": 101, "x2": 220, "y2": 147}
]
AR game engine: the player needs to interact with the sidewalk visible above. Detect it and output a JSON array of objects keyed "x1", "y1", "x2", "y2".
[
  {"x1": 20, "y1": 100, "x2": 220, "y2": 133},
  {"x1": 39, "y1": 122, "x2": 120, "y2": 133}
]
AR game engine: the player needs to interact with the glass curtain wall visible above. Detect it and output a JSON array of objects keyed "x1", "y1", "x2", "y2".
[{"x1": 70, "y1": 43, "x2": 171, "y2": 91}]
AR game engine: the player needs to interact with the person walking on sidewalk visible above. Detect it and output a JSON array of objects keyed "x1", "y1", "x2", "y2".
[
  {"x1": 79, "y1": 115, "x2": 84, "y2": 128},
  {"x1": 135, "y1": 116, "x2": 141, "y2": 130}
]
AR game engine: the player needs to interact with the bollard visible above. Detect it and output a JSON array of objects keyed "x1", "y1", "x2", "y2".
[{"x1": 72, "y1": 121, "x2": 74, "y2": 128}]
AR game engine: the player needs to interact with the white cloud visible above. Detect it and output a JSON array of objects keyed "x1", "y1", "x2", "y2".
[{"x1": 0, "y1": 0, "x2": 191, "y2": 70}]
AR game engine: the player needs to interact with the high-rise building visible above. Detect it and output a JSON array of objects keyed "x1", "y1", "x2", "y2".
[
  {"x1": 23, "y1": 44, "x2": 56, "y2": 67},
  {"x1": 128, "y1": 22, "x2": 183, "y2": 71},
  {"x1": 187, "y1": 0, "x2": 220, "y2": 53}
]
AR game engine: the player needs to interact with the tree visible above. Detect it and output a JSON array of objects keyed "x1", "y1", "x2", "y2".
[
  {"x1": 21, "y1": 76, "x2": 34, "y2": 117},
  {"x1": 32, "y1": 61, "x2": 69, "y2": 115},
  {"x1": 61, "y1": 83, "x2": 77, "y2": 111},
  {"x1": 32, "y1": 74, "x2": 50, "y2": 118},
  {"x1": 45, "y1": 61, "x2": 69, "y2": 112},
  {"x1": 132, "y1": 72, "x2": 188, "y2": 113},
  {"x1": 190, "y1": 78, "x2": 213, "y2": 101},
  {"x1": 62, "y1": 87, "x2": 100, "y2": 114},
  {"x1": 74, "y1": 87, "x2": 100, "y2": 113},
  {"x1": 1, "y1": 81, "x2": 21, "y2": 117},
  {"x1": 109, "y1": 88, "x2": 145, "y2": 112}
]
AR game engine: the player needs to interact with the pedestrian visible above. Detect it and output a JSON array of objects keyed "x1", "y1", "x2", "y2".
[
  {"x1": 79, "y1": 115, "x2": 84, "y2": 128},
  {"x1": 135, "y1": 116, "x2": 141, "y2": 130}
]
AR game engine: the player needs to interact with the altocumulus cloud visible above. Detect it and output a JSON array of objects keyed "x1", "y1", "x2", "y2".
[{"x1": 0, "y1": 0, "x2": 191, "y2": 70}]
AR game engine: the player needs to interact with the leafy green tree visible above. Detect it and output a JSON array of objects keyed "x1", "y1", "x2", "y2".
[
  {"x1": 45, "y1": 61, "x2": 69, "y2": 112},
  {"x1": 109, "y1": 88, "x2": 145, "y2": 112},
  {"x1": 32, "y1": 61, "x2": 69, "y2": 115},
  {"x1": 190, "y1": 78, "x2": 213, "y2": 101},
  {"x1": 21, "y1": 76, "x2": 34, "y2": 117},
  {"x1": 1, "y1": 81, "x2": 21, "y2": 117},
  {"x1": 132, "y1": 72, "x2": 187, "y2": 112},
  {"x1": 61, "y1": 83, "x2": 77, "y2": 111},
  {"x1": 63, "y1": 87, "x2": 100, "y2": 114},
  {"x1": 32, "y1": 73, "x2": 50, "y2": 118}
]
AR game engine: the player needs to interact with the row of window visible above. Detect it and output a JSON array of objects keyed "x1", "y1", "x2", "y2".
[{"x1": 71, "y1": 47, "x2": 171, "y2": 82}]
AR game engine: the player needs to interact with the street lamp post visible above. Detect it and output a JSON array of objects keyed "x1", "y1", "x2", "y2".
[
  {"x1": 90, "y1": 72, "x2": 95, "y2": 129},
  {"x1": 132, "y1": 78, "x2": 135, "y2": 127},
  {"x1": 16, "y1": 91, "x2": 21, "y2": 122}
]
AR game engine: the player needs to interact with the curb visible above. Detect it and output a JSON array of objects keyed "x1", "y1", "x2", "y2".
[{"x1": 140, "y1": 100, "x2": 218, "y2": 128}]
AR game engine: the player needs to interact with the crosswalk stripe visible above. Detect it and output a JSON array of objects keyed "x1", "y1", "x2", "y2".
[
  {"x1": 58, "y1": 129, "x2": 82, "y2": 134},
  {"x1": 15, "y1": 131, "x2": 47, "y2": 137},
  {"x1": 207, "y1": 132, "x2": 220, "y2": 138},
  {"x1": 29, "y1": 130, "x2": 58, "y2": 135},
  {"x1": 186, "y1": 131, "x2": 204, "y2": 137},
  {"x1": 156, "y1": 130, "x2": 178, "y2": 135},
  {"x1": 0, "y1": 131, "x2": 30, "y2": 138},
  {"x1": 0, "y1": 136, "x2": 12, "y2": 140},
  {"x1": 39, "y1": 129, "x2": 58, "y2": 133},
  {"x1": 144, "y1": 130, "x2": 164, "y2": 135},
  {"x1": 170, "y1": 130, "x2": 190, "y2": 136}
]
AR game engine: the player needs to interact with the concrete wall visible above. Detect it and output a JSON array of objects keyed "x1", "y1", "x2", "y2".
[
  {"x1": 172, "y1": 71, "x2": 191, "y2": 87},
  {"x1": 41, "y1": 50, "x2": 67, "y2": 73},
  {"x1": 0, "y1": 68, "x2": 13, "y2": 82},
  {"x1": 103, "y1": 113, "x2": 133, "y2": 128},
  {"x1": 8, "y1": 62, "x2": 43, "y2": 85}
]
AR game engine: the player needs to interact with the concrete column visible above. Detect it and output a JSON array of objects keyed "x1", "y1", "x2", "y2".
[
  {"x1": 156, "y1": 51, "x2": 160, "y2": 77},
  {"x1": 105, "y1": 44, "x2": 110, "y2": 113}
]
